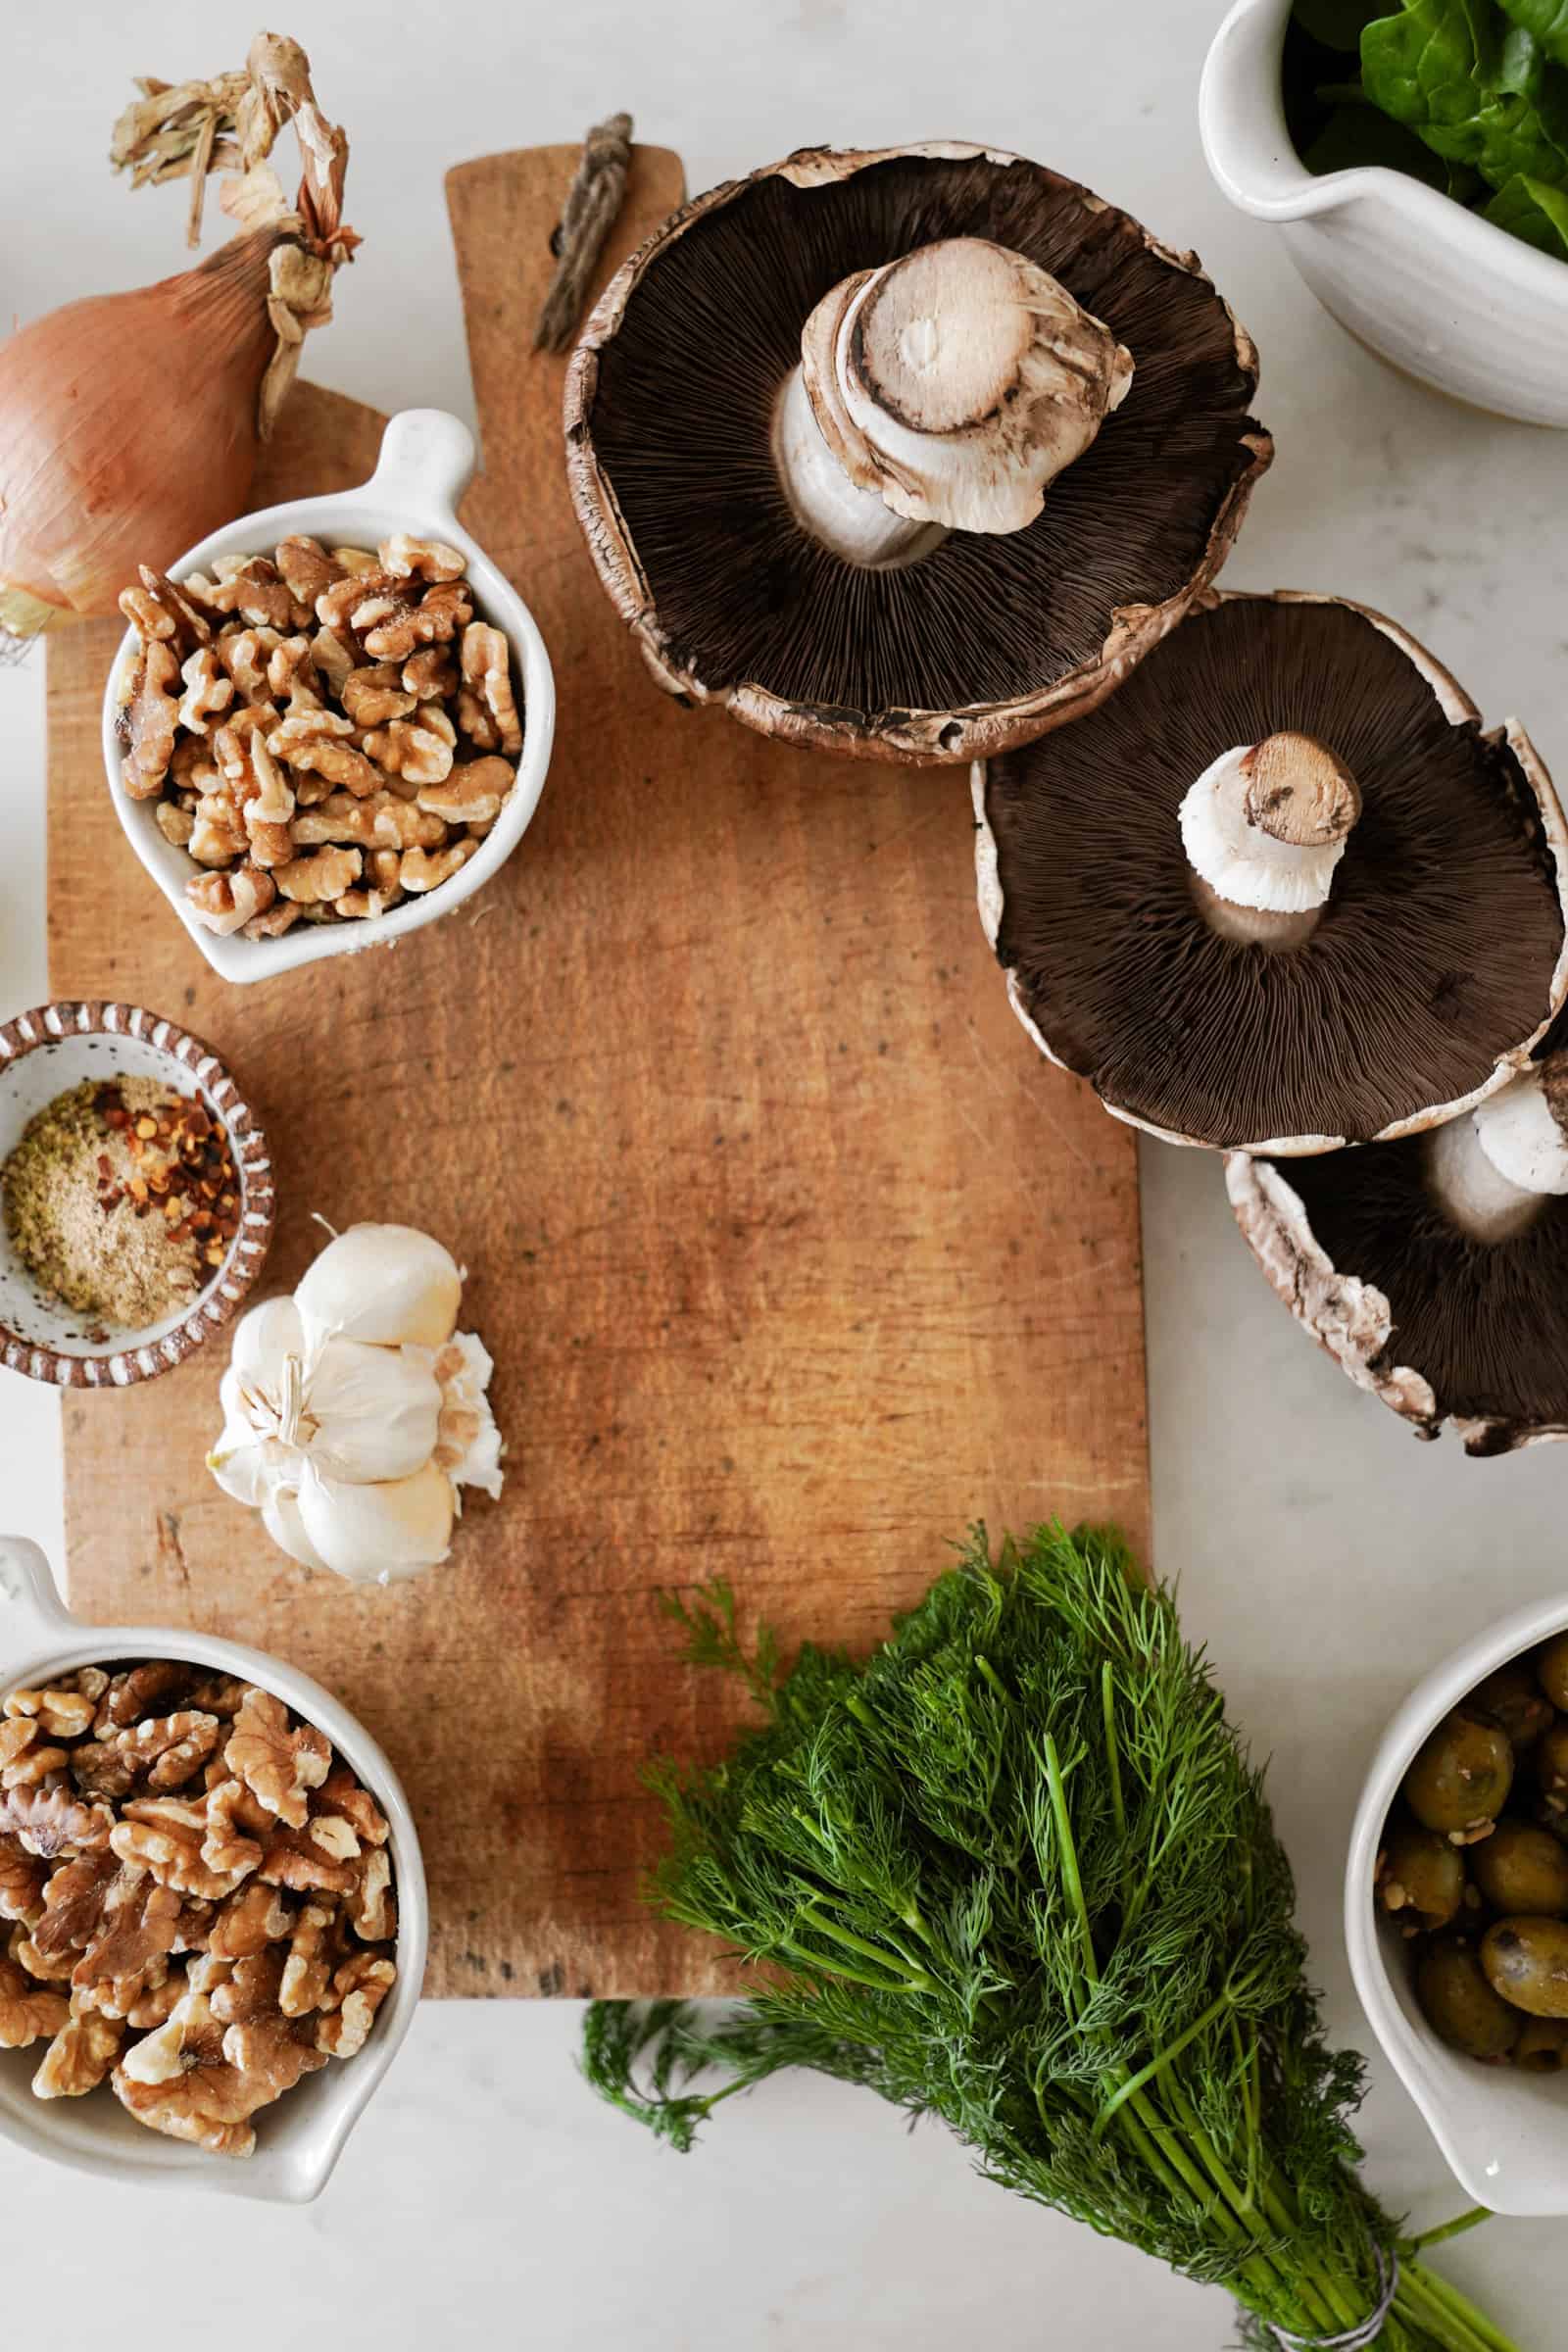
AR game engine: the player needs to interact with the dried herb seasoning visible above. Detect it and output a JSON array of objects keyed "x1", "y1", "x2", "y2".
[{"x1": 2, "y1": 1077, "x2": 240, "y2": 1333}]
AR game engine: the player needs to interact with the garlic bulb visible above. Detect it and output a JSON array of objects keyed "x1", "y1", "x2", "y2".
[{"x1": 209, "y1": 1223, "x2": 501, "y2": 1587}]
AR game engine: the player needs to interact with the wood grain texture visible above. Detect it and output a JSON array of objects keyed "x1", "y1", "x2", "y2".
[{"x1": 46, "y1": 144, "x2": 1149, "y2": 1998}]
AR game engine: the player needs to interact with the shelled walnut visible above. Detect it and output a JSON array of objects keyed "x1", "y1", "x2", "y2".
[
  {"x1": 0, "y1": 1661, "x2": 397, "y2": 2161},
  {"x1": 114, "y1": 538, "x2": 522, "y2": 942}
]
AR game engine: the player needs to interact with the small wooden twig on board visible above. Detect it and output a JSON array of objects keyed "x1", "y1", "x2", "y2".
[{"x1": 533, "y1": 111, "x2": 633, "y2": 353}]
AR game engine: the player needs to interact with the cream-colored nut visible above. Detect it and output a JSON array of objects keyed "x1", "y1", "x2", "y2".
[
  {"x1": 188, "y1": 790, "x2": 249, "y2": 868},
  {"x1": 275, "y1": 847, "x2": 365, "y2": 905},
  {"x1": 310, "y1": 627, "x2": 354, "y2": 693},
  {"x1": 417, "y1": 757, "x2": 513, "y2": 827},
  {"x1": 154, "y1": 802, "x2": 195, "y2": 850},
  {"x1": 380, "y1": 533, "x2": 467, "y2": 583},
  {"x1": 170, "y1": 735, "x2": 220, "y2": 795},
  {"x1": 402, "y1": 646, "x2": 457, "y2": 699},
  {"x1": 458, "y1": 622, "x2": 522, "y2": 757},
  {"x1": 120, "y1": 642, "x2": 181, "y2": 800},
  {"x1": 416, "y1": 701, "x2": 457, "y2": 748},
  {"x1": 400, "y1": 840, "x2": 476, "y2": 893},
  {"x1": 363, "y1": 719, "x2": 454, "y2": 787},
  {"x1": 176, "y1": 647, "x2": 234, "y2": 736},
  {"x1": 241, "y1": 901, "x2": 302, "y2": 941},
  {"x1": 361, "y1": 580, "x2": 472, "y2": 662},
  {"x1": 266, "y1": 636, "x2": 317, "y2": 700},
  {"x1": 216, "y1": 626, "x2": 285, "y2": 706},
  {"x1": 212, "y1": 558, "x2": 295, "y2": 632},
  {"x1": 248, "y1": 736, "x2": 294, "y2": 825},
  {"x1": 274, "y1": 535, "x2": 344, "y2": 609},
  {"x1": 289, "y1": 793, "x2": 379, "y2": 849},
  {"x1": 342, "y1": 664, "x2": 416, "y2": 728},
  {"x1": 334, "y1": 890, "x2": 393, "y2": 920},
  {"x1": 329, "y1": 545, "x2": 380, "y2": 576},
  {"x1": 367, "y1": 847, "x2": 403, "y2": 896},
  {"x1": 372, "y1": 800, "x2": 448, "y2": 852},
  {"x1": 185, "y1": 867, "x2": 277, "y2": 937},
  {"x1": 317, "y1": 569, "x2": 396, "y2": 634},
  {"x1": 267, "y1": 710, "x2": 355, "y2": 755}
]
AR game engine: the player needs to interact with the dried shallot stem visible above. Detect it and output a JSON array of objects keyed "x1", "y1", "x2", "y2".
[{"x1": 107, "y1": 32, "x2": 359, "y2": 437}]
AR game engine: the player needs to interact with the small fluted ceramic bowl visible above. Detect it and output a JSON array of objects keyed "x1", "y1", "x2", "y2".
[
  {"x1": 1201, "y1": 0, "x2": 1568, "y2": 425},
  {"x1": 1347, "y1": 1592, "x2": 1568, "y2": 2217},
  {"x1": 0, "y1": 1000, "x2": 273, "y2": 1390},
  {"x1": 0, "y1": 1537, "x2": 425, "y2": 2202},
  {"x1": 102, "y1": 408, "x2": 556, "y2": 984}
]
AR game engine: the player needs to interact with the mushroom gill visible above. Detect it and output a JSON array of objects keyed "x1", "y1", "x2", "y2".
[
  {"x1": 1253, "y1": 1128, "x2": 1568, "y2": 1448},
  {"x1": 979, "y1": 596, "x2": 1566, "y2": 1151},
  {"x1": 570, "y1": 146, "x2": 1269, "y2": 760}
]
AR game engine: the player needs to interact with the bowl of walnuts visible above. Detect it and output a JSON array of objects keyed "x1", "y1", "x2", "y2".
[
  {"x1": 0, "y1": 1536, "x2": 425, "y2": 2200},
  {"x1": 101, "y1": 408, "x2": 555, "y2": 984}
]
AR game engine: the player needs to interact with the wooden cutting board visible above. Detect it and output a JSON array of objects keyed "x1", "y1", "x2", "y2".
[{"x1": 44, "y1": 144, "x2": 1150, "y2": 1998}]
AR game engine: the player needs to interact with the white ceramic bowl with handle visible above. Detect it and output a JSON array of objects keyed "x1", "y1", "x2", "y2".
[
  {"x1": 1200, "y1": 0, "x2": 1568, "y2": 425},
  {"x1": 102, "y1": 407, "x2": 556, "y2": 984},
  {"x1": 0, "y1": 1536, "x2": 426, "y2": 2202},
  {"x1": 1347, "y1": 1592, "x2": 1568, "y2": 2217}
]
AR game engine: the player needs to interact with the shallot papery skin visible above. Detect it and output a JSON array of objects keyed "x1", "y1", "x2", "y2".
[{"x1": 0, "y1": 230, "x2": 281, "y2": 634}]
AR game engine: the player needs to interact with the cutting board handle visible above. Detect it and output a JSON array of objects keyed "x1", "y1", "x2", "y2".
[{"x1": 366, "y1": 409, "x2": 478, "y2": 525}]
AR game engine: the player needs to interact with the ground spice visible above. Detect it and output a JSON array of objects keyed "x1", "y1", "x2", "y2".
[{"x1": 2, "y1": 1077, "x2": 241, "y2": 1334}]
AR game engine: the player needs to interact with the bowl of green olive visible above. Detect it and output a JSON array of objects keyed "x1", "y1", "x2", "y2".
[{"x1": 1348, "y1": 1599, "x2": 1568, "y2": 2216}]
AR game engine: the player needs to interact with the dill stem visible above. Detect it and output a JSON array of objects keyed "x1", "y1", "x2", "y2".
[
  {"x1": 1039, "y1": 1735, "x2": 1319, "y2": 2331},
  {"x1": 793, "y1": 1905, "x2": 936, "y2": 1993},
  {"x1": 1101, "y1": 1661, "x2": 1127, "y2": 1848},
  {"x1": 1398, "y1": 2260, "x2": 1521, "y2": 2352},
  {"x1": 1405, "y1": 2210, "x2": 1492, "y2": 2256}
]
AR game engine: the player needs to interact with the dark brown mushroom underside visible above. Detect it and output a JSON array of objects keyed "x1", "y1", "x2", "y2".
[
  {"x1": 1278, "y1": 1140, "x2": 1568, "y2": 1440},
  {"x1": 985, "y1": 599, "x2": 1563, "y2": 1146},
  {"x1": 581, "y1": 154, "x2": 1262, "y2": 721}
]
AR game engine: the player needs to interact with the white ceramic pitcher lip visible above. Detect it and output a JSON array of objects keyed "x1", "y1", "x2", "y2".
[
  {"x1": 101, "y1": 406, "x2": 556, "y2": 988},
  {"x1": 1200, "y1": 0, "x2": 1568, "y2": 291},
  {"x1": 0, "y1": 1537, "x2": 427, "y2": 2203},
  {"x1": 1346, "y1": 1590, "x2": 1568, "y2": 2218}
]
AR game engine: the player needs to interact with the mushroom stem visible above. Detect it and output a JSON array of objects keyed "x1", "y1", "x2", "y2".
[
  {"x1": 1425, "y1": 1055, "x2": 1568, "y2": 1245},
  {"x1": 770, "y1": 236, "x2": 1133, "y2": 569},
  {"x1": 1180, "y1": 732, "x2": 1362, "y2": 950}
]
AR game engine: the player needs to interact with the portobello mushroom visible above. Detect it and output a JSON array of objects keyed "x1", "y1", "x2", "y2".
[
  {"x1": 974, "y1": 591, "x2": 1568, "y2": 1152},
  {"x1": 565, "y1": 142, "x2": 1271, "y2": 764},
  {"x1": 1227, "y1": 1026, "x2": 1568, "y2": 1454}
]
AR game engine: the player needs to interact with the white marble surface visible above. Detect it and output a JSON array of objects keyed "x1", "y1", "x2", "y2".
[{"x1": 2, "y1": 1, "x2": 1565, "y2": 2342}]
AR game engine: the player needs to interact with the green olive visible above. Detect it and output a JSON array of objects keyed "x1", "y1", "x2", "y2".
[
  {"x1": 1482, "y1": 1917, "x2": 1568, "y2": 2017},
  {"x1": 1538, "y1": 1722, "x2": 1568, "y2": 1815},
  {"x1": 1379, "y1": 1819, "x2": 1467, "y2": 1932},
  {"x1": 1403, "y1": 1711, "x2": 1513, "y2": 1838},
  {"x1": 1537, "y1": 1635, "x2": 1568, "y2": 1714},
  {"x1": 1471, "y1": 1663, "x2": 1555, "y2": 1751},
  {"x1": 1515, "y1": 2018, "x2": 1568, "y2": 2073},
  {"x1": 1472, "y1": 1824, "x2": 1568, "y2": 1918},
  {"x1": 1416, "y1": 1939, "x2": 1522, "y2": 2058}
]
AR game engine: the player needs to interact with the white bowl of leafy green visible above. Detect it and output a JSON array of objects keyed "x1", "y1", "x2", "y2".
[{"x1": 1200, "y1": 0, "x2": 1568, "y2": 423}]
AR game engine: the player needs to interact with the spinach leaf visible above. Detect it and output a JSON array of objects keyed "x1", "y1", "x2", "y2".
[
  {"x1": 1360, "y1": 0, "x2": 1568, "y2": 191},
  {"x1": 1497, "y1": 0, "x2": 1568, "y2": 70},
  {"x1": 1484, "y1": 165, "x2": 1568, "y2": 241}
]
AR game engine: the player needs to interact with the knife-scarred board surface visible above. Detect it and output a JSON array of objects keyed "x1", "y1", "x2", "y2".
[{"x1": 45, "y1": 144, "x2": 1149, "y2": 1996}]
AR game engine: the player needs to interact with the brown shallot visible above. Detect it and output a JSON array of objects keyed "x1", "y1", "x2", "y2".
[{"x1": 0, "y1": 33, "x2": 358, "y2": 644}]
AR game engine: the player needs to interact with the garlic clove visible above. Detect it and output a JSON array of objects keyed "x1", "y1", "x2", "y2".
[
  {"x1": 208, "y1": 1377, "x2": 295, "y2": 1510},
  {"x1": 294, "y1": 1224, "x2": 463, "y2": 1352},
  {"x1": 432, "y1": 1331, "x2": 505, "y2": 1501},
  {"x1": 294, "y1": 1459, "x2": 455, "y2": 1587},
  {"x1": 229, "y1": 1293, "x2": 306, "y2": 1387},
  {"x1": 302, "y1": 1336, "x2": 443, "y2": 1485},
  {"x1": 262, "y1": 1485, "x2": 331, "y2": 1576}
]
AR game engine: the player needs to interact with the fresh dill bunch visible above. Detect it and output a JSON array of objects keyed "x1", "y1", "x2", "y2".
[{"x1": 583, "y1": 1526, "x2": 1518, "y2": 2352}]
